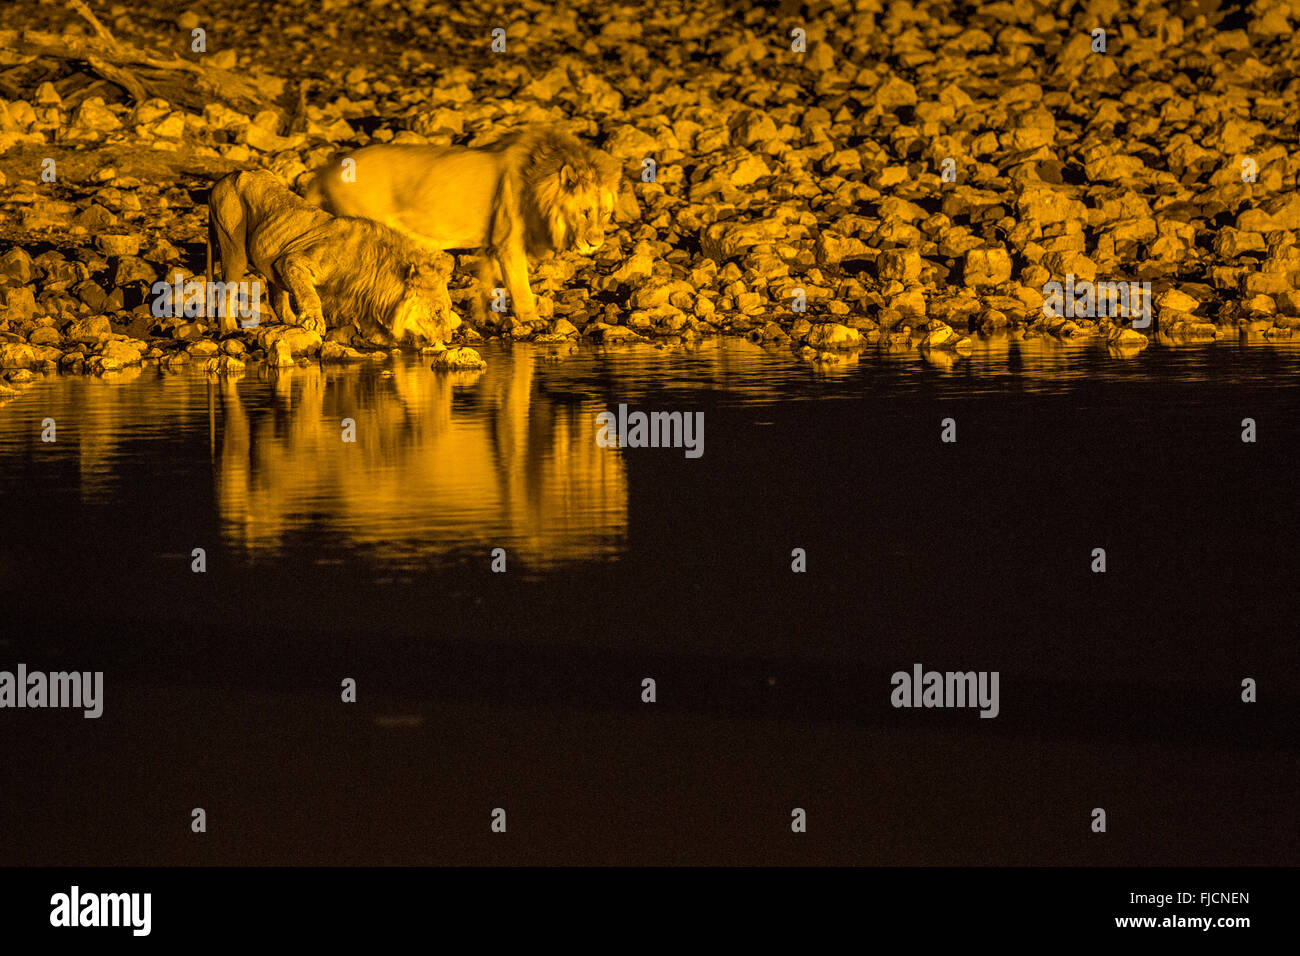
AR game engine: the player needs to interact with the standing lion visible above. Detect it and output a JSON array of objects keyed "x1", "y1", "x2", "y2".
[
  {"x1": 302, "y1": 129, "x2": 622, "y2": 326},
  {"x1": 207, "y1": 169, "x2": 455, "y2": 345}
]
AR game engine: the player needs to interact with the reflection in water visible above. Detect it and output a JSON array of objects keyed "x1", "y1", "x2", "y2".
[{"x1": 215, "y1": 352, "x2": 628, "y2": 569}]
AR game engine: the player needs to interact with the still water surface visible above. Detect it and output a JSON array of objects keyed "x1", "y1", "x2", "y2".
[
  {"x1": 0, "y1": 334, "x2": 1295, "y2": 863},
  {"x1": 2, "y1": 333, "x2": 1297, "y2": 645}
]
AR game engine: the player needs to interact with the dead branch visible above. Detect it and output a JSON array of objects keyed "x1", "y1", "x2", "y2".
[
  {"x1": 0, "y1": 18, "x2": 280, "y2": 115},
  {"x1": 67, "y1": 0, "x2": 122, "y2": 53}
]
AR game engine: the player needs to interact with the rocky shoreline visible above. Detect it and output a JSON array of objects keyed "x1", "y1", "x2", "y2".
[{"x1": 0, "y1": 0, "x2": 1297, "y2": 396}]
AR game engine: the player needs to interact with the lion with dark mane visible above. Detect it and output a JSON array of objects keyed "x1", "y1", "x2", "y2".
[
  {"x1": 303, "y1": 128, "x2": 622, "y2": 324},
  {"x1": 207, "y1": 169, "x2": 454, "y2": 344}
]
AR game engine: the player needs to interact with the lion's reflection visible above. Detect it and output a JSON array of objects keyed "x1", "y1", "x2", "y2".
[{"x1": 215, "y1": 349, "x2": 628, "y2": 569}]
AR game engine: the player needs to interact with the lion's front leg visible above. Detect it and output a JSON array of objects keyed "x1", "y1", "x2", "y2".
[
  {"x1": 270, "y1": 284, "x2": 297, "y2": 326},
  {"x1": 495, "y1": 246, "x2": 537, "y2": 325},
  {"x1": 275, "y1": 254, "x2": 325, "y2": 333}
]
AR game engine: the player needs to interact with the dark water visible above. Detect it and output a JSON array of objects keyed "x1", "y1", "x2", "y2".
[{"x1": 0, "y1": 334, "x2": 1296, "y2": 865}]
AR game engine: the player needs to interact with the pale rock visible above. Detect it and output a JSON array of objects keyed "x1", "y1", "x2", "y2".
[{"x1": 431, "y1": 346, "x2": 486, "y2": 369}]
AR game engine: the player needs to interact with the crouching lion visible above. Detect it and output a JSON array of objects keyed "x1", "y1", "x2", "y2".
[
  {"x1": 207, "y1": 169, "x2": 455, "y2": 345},
  {"x1": 303, "y1": 128, "x2": 622, "y2": 325}
]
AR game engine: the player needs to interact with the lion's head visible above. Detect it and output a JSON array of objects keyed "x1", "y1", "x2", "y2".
[
  {"x1": 388, "y1": 251, "x2": 456, "y2": 345},
  {"x1": 526, "y1": 135, "x2": 622, "y2": 257}
]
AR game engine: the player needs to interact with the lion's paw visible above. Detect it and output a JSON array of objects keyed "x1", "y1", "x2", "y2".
[{"x1": 299, "y1": 311, "x2": 325, "y2": 334}]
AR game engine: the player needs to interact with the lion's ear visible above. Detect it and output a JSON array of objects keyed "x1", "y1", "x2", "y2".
[{"x1": 559, "y1": 163, "x2": 577, "y2": 189}]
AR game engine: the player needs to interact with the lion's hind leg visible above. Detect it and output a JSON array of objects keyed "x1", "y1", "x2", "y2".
[
  {"x1": 274, "y1": 254, "x2": 325, "y2": 334},
  {"x1": 474, "y1": 256, "x2": 498, "y2": 330},
  {"x1": 208, "y1": 176, "x2": 249, "y2": 335}
]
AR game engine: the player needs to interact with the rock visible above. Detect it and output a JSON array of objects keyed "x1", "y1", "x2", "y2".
[
  {"x1": 203, "y1": 102, "x2": 249, "y2": 131},
  {"x1": 67, "y1": 316, "x2": 112, "y2": 344},
  {"x1": 814, "y1": 232, "x2": 870, "y2": 267},
  {"x1": 149, "y1": 112, "x2": 187, "y2": 139},
  {"x1": 1274, "y1": 292, "x2": 1300, "y2": 317},
  {"x1": 96, "y1": 340, "x2": 143, "y2": 370},
  {"x1": 319, "y1": 341, "x2": 366, "y2": 362},
  {"x1": 917, "y1": 322, "x2": 971, "y2": 350},
  {"x1": 75, "y1": 205, "x2": 117, "y2": 228},
  {"x1": 963, "y1": 248, "x2": 1012, "y2": 286},
  {"x1": 1107, "y1": 327, "x2": 1149, "y2": 349},
  {"x1": 2, "y1": 285, "x2": 38, "y2": 320},
  {"x1": 1003, "y1": 107, "x2": 1056, "y2": 151},
  {"x1": 1155, "y1": 289, "x2": 1201, "y2": 313},
  {"x1": 585, "y1": 323, "x2": 645, "y2": 345},
  {"x1": 1160, "y1": 320, "x2": 1219, "y2": 343},
  {"x1": 244, "y1": 123, "x2": 305, "y2": 153},
  {"x1": 712, "y1": 153, "x2": 771, "y2": 189},
  {"x1": 431, "y1": 346, "x2": 486, "y2": 369},
  {"x1": 605, "y1": 125, "x2": 660, "y2": 160},
  {"x1": 268, "y1": 340, "x2": 295, "y2": 367},
  {"x1": 1242, "y1": 294, "x2": 1276, "y2": 316},
  {"x1": 204, "y1": 355, "x2": 246, "y2": 374},
  {"x1": 257, "y1": 325, "x2": 322, "y2": 355},
  {"x1": 978, "y1": 308, "x2": 1008, "y2": 331},
  {"x1": 68, "y1": 97, "x2": 122, "y2": 137},
  {"x1": 75, "y1": 280, "x2": 108, "y2": 311},
  {"x1": 1236, "y1": 209, "x2": 1277, "y2": 233},
  {"x1": 611, "y1": 253, "x2": 655, "y2": 285},
  {"x1": 699, "y1": 219, "x2": 788, "y2": 262},
  {"x1": 0, "y1": 343, "x2": 38, "y2": 368},
  {"x1": 28, "y1": 326, "x2": 62, "y2": 346},
  {"x1": 878, "y1": 250, "x2": 922, "y2": 283},
  {"x1": 873, "y1": 75, "x2": 917, "y2": 108},
  {"x1": 1242, "y1": 273, "x2": 1292, "y2": 297},
  {"x1": 0, "y1": 248, "x2": 34, "y2": 284},
  {"x1": 630, "y1": 277, "x2": 689, "y2": 310},
  {"x1": 1016, "y1": 185, "x2": 1081, "y2": 225},
  {"x1": 113, "y1": 257, "x2": 157, "y2": 287},
  {"x1": 96, "y1": 235, "x2": 140, "y2": 257},
  {"x1": 729, "y1": 110, "x2": 779, "y2": 148},
  {"x1": 803, "y1": 323, "x2": 862, "y2": 349},
  {"x1": 171, "y1": 322, "x2": 207, "y2": 342}
]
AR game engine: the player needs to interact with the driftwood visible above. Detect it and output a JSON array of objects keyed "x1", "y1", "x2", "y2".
[{"x1": 0, "y1": 0, "x2": 282, "y2": 115}]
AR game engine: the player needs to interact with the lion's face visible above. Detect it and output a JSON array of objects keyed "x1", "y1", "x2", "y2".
[
  {"x1": 566, "y1": 184, "x2": 616, "y2": 256},
  {"x1": 390, "y1": 254, "x2": 455, "y2": 345},
  {"x1": 550, "y1": 158, "x2": 620, "y2": 256}
]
